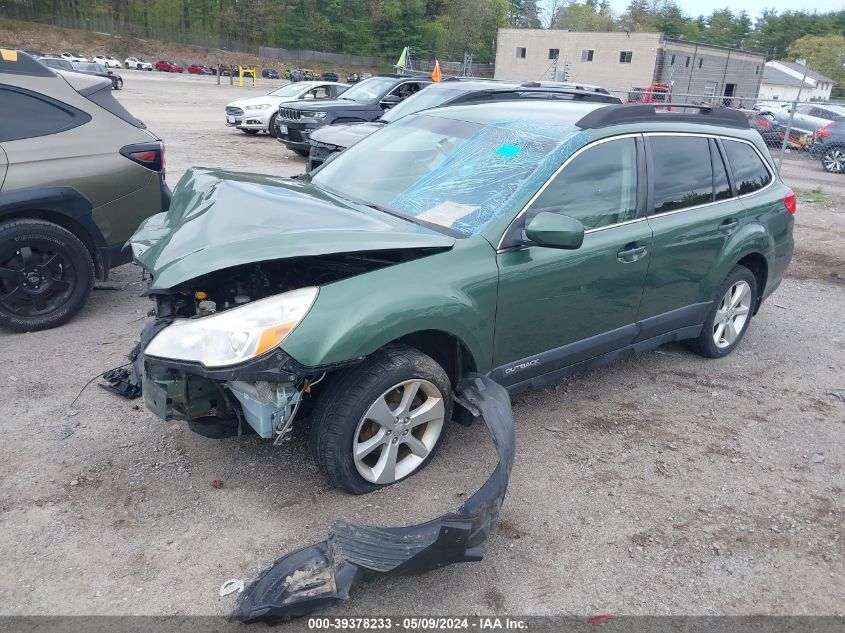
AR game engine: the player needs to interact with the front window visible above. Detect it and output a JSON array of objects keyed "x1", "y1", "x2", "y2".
[
  {"x1": 338, "y1": 77, "x2": 398, "y2": 102},
  {"x1": 380, "y1": 86, "x2": 466, "y2": 123},
  {"x1": 311, "y1": 113, "x2": 582, "y2": 236}
]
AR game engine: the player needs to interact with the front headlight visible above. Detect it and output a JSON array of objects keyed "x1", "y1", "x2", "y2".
[
  {"x1": 144, "y1": 287, "x2": 318, "y2": 367},
  {"x1": 245, "y1": 103, "x2": 272, "y2": 110},
  {"x1": 305, "y1": 111, "x2": 328, "y2": 119}
]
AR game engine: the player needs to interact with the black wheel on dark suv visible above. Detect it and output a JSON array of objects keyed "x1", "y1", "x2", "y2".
[{"x1": 0, "y1": 219, "x2": 95, "y2": 332}]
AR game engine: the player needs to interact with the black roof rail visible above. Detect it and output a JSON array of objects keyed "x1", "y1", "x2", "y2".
[
  {"x1": 576, "y1": 104, "x2": 749, "y2": 129},
  {"x1": 455, "y1": 87, "x2": 621, "y2": 105},
  {"x1": 0, "y1": 49, "x2": 55, "y2": 77}
]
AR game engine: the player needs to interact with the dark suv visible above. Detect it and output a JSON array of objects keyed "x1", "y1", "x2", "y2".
[
  {"x1": 809, "y1": 118, "x2": 845, "y2": 173},
  {"x1": 306, "y1": 79, "x2": 621, "y2": 170},
  {"x1": 274, "y1": 74, "x2": 431, "y2": 155},
  {"x1": 1, "y1": 51, "x2": 170, "y2": 331}
]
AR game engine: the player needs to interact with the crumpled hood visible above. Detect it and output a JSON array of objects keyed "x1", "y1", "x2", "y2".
[
  {"x1": 131, "y1": 167, "x2": 454, "y2": 290},
  {"x1": 309, "y1": 121, "x2": 385, "y2": 149}
]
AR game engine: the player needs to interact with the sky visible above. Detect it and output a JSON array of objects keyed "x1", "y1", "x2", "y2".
[{"x1": 543, "y1": 0, "x2": 845, "y2": 21}]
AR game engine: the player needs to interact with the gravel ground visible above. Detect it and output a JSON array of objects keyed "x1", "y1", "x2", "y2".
[{"x1": 1, "y1": 72, "x2": 843, "y2": 621}]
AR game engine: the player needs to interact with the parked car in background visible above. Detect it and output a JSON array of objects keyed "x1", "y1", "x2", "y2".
[
  {"x1": 70, "y1": 61, "x2": 124, "y2": 90},
  {"x1": 809, "y1": 118, "x2": 845, "y2": 173},
  {"x1": 226, "y1": 81, "x2": 348, "y2": 137},
  {"x1": 0, "y1": 51, "x2": 170, "y2": 331},
  {"x1": 125, "y1": 57, "x2": 153, "y2": 70},
  {"x1": 130, "y1": 100, "x2": 793, "y2": 493},
  {"x1": 61, "y1": 51, "x2": 88, "y2": 62},
  {"x1": 739, "y1": 108, "x2": 781, "y2": 147},
  {"x1": 36, "y1": 56, "x2": 73, "y2": 71},
  {"x1": 188, "y1": 63, "x2": 213, "y2": 75},
  {"x1": 321, "y1": 71, "x2": 338, "y2": 82},
  {"x1": 275, "y1": 74, "x2": 431, "y2": 155},
  {"x1": 346, "y1": 72, "x2": 372, "y2": 84},
  {"x1": 770, "y1": 103, "x2": 845, "y2": 149},
  {"x1": 627, "y1": 82, "x2": 671, "y2": 107},
  {"x1": 93, "y1": 55, "x2": 121, "y2": 68},
  {"x1": 262, "y1": 68, "x2": 280, "y2": 79},
  {"x1": 155, "y1": 60, "x2": 184, "y2": 73},
  {"x1": 307, "y1": 79, "x2": 621, "y2": 170}
]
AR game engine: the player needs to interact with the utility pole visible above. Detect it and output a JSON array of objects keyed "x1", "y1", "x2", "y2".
[{"x1": 777, "y1": 61, "x2": 810, "y2": 172}]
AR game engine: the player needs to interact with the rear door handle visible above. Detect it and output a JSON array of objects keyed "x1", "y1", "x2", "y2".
[
  {"x1": 719, "y1": 218, "x2": 739, "y2": 233},
  {"x1": 617, "y1": 243, "x2": 648, "y2": 263}
]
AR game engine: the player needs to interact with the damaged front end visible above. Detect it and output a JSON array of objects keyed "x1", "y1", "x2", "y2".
[
  {"x1": 231, "y1": 374, "x2": 515, "y2": 623},
  {"x1": 116, "y1": 167, "x2": 456, "y2": 439}
]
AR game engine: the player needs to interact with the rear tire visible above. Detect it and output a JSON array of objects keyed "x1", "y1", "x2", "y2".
[
  {"x1": 821, "y1": 147, "x2": 845, "y2": 173},
  {"x1": 114, "y1": 77, "x2": 123, "y2": 90},
  {"x1": 686, "y1": 265, "x2": 757, "y2": 359},
  {"x1": 294, "y1": 149, "x2": 309, "y2": 157},
  {"x1": 309, "y1": 344, "x2": 453, "y2": 495},
  {"x1": 0, "y1": 220, "x2": 94, "y2": 332}
]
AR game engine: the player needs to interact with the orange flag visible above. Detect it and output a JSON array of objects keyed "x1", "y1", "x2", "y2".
[{"x1": 431, "y1": 60, "x2": 442, "y2": 82}]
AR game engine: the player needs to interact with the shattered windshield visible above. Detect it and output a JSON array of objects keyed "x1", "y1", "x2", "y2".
[{"x1": 311, "y1": 113, "x2": 584, "y2": 236}]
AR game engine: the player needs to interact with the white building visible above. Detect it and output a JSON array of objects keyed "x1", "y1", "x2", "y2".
[{"x1": 759, "y1": 61, "x2": 835, "y2": 102}]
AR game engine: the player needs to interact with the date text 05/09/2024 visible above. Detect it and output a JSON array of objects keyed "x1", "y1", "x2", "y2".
[{"x1": 306, "y1": 617, "x2": 529, "y2": 630}]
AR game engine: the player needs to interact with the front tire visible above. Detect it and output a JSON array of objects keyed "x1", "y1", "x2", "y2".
[
  {"x1": 114, "y1": 77, "x2": 123, "y2": 90},
  {"x1": 268, "y1": 113, "x2": 279, "y2": 138},
  {"x1": 310, "y1": 344, "x2": 453, "y2": 494},
  {"x1": 0, "y1": 220, "x2": 94, "y2": 332},
  {"x1": 686, "y1": 265, "x2": 757, "y2": 358}
]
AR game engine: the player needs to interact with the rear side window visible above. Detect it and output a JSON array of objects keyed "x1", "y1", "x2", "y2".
[
  {"x1": 0, "y1": 86, "x2": 90, "y2": 142},
  {"x1": 650, "y1": 136, "x2": 713, "y2": 213},
  {"x1": 529, "y1": 137, "x2": 638, "y2": 230},
  {"x1": 723, "y1": 140, "x2": 771, "y2": 195}
]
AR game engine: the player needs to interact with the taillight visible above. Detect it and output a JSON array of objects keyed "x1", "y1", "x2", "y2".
[
  {"x1": 784, "y1": 190, "x2": 796, "y2": 215},
  {"x1": 757, "y1": 118, "x2": 769, "y2": 127},
  {"x1": 120, "y1": 141, "x2": 164, "y2": 171},
  {"x1": 814, "y1": 122, "x2": 833, "y2": 141}
]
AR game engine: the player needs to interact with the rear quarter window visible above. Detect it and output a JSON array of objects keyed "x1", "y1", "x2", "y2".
[
  {"x1": 722, "y1": 139, "x2": 771, "y2": 195},
  {"x1": 0, "y1": 86, "x2": 90, "y2": 141}
]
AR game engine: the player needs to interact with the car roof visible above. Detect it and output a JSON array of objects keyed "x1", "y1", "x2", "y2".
[{"x1": 423, "y1": 100, "x2": 606, "y2": 127}]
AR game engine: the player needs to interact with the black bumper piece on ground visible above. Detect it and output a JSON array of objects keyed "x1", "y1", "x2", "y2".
[{"x1": 230, "y1": 374, "x2": 515, "y2": 624}]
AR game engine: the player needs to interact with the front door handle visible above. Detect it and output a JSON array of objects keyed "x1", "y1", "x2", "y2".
[
  {"x1": 617, "y1": 243, "x2": 648, "y2": 263},
  {"x1": 719, "y1": 218, "x2": 739, "y2": 233}
]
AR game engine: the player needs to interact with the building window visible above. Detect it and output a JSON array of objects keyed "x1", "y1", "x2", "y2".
[
  {"x1": 619, "y1": 51, "x2": 632, "y2": 63},
  {"x1": 698, "y1": 58, "x2": 703, "y2": 68},
  {"x1": 581, "y1": 49, "x2": 594, "y2": 62},
  {"x1": 516, "y1": 47, "x2": 526, "y2": 59},
  {"x1": 686, "y1": 56, "x2": 690, "y2": 67},
  {"x1": 549, "y1": 48, "x2": 559, "y2": 60},
  {"x1": 703, "y1": 82, "x2": 716, "y2": 98},
  {"x1": 670, "y1": 54, "x2": 675, "y2": 65}
]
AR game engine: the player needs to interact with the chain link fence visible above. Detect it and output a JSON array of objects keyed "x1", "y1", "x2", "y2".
[{"x1": 602, "y1": 90, "x2": 845, "y2": 183}]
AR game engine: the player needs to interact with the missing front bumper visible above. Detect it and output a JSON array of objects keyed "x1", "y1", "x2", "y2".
[{"x1": 231, "y1": 374, "x2": 515, "y2": 624}]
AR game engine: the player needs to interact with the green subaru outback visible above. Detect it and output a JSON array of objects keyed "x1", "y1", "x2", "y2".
[
  {"x1": 129, "y1": 100, "x2": 795, "y2": 494},
  {"x1": 0, "y1": 50, "x2": 169, "y2": 331}
]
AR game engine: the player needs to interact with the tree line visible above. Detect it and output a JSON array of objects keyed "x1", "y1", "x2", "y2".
[{"x1": 6, "y1": 0, "x2": 845, "y2": 84}]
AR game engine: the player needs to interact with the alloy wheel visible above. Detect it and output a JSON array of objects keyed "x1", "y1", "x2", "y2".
[
  {"x1": 352, "y1": 379, "x2": 445, "y2": 484},
  {"x1": 0, "y1": 244, "x2": 76, "y2": 317},
  {"x1": 823, "y1": 149, "x2": 845, "y2": 173},
  {"x1": 712, "y1": 280, "x2": 752, "y2": 349}
]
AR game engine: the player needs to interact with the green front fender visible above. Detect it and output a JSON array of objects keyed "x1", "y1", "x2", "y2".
[{"x1": 280, "y1": 236, "x2": 499, "y2": 373}]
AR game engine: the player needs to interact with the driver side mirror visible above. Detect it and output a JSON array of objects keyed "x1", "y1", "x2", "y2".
[
  {"x1": 379, "y1": 94, "x2": 401, "y2": 109},
  {"x1": 525, "y1": 212, "x2": 584, "y2": 249}
]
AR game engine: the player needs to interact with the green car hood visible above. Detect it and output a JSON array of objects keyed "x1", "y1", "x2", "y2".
[{"x1": 131, "y1": 167, "x2": 455, "y2": 290}]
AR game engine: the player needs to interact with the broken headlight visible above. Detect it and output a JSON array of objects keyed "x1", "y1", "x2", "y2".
[{"x1": 144, "y1": 287, "x2": 318, "y2": 367}]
